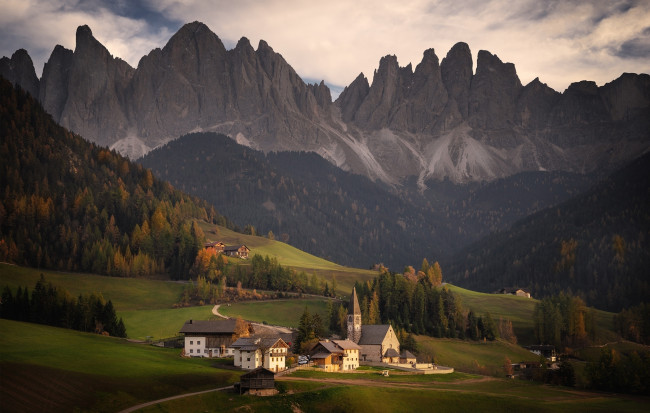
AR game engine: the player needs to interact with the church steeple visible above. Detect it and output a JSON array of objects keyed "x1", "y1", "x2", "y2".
[{"x1": 347, "y1": 287, "x2": 362, "y2": 343}]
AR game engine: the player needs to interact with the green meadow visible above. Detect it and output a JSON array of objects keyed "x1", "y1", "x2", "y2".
[
  {"x1": 0, "y1": 319, "x2": 241, "y2": 412},
  {"x1": 218, "y1": 299, "x2": 334, "y2": 328},
  {"x1": 136, "y1": 372, "x2": 647, "y2": 413}
]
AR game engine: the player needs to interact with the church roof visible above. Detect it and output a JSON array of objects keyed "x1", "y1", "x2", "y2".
[
  {"x1": 349, "y1": 287, "x2": 361, "y2": 316},
  {"x1": 358, "y1": 324, "x2": 391, "y2": 345},
  {"x1": 348, "y1": 287, "x2": 361, "y2": 315}
]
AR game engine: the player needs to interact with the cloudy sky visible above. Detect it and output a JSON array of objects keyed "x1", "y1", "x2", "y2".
[{"x1": 1, "y1": 0, "x2": 649, "y2": 96}]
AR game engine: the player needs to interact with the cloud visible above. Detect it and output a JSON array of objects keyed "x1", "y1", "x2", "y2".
[{"x1": 1, "y1": 0, "x2": 649, "y2": 93}]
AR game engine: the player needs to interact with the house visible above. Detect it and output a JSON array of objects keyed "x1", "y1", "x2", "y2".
[
  {"x1": 497, "y1": 288, "x2": 532, "y2": 298},
  {"x1": 526, "y1": 345, "x2": 557, "y2": 362},
  {"x1": 224, "y1": 245, "x2": 250, "y2": 259},
  {"x1": 179, "y1": 318, "x2": 251, "y2": 357},
  {"x1": 237, "y1": 367, "x2": 276, "y2": 396},
  {"x1": 399, "y1": 350, "x2": 417, "y2": 365},
  {"x1": 347, "y1": 287, "x2": 401, "y2": 363},
  {"x1": 231, "y1": 336, "x2": 290, "y2": 372},
  {"x1": 204, "y1": 241, "x2": 225, "y2": 253},
  {"x1": 309, "y1": 339, "x2": 361, "y2": 372}
]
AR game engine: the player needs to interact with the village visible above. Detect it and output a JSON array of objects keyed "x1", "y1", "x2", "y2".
[
  {"x1": 176, "y1": 242, "x2": 560, "y2": 395},
  {"x1": 179, "y1": 285, "x2": 455, "y2": 395}
]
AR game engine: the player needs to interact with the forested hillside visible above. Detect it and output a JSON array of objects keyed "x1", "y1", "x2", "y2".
[
  {"x1": 445, "y1": 153, "x2": 650, "y2": 311},
  {"x1": 140, "y1": 132, "x2": 593, "y2": 269},
  {"x1": 0, "y1": 77, "x2": 233, "y2": 279}
]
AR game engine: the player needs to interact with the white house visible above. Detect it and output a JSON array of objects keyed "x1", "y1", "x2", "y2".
[
  {"x1": 231, "y1": 336, "x2": 290, "y2": 372},
  {"x1": 179, "y1": 319, "x2": 250, "y2": 358}
]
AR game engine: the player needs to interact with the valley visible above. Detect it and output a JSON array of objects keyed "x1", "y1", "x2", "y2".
[{"x1": 0, "y1": 11, "x2": 649, "y2": 412}]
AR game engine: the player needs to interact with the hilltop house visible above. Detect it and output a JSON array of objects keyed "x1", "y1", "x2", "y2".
[
  {"x1": 497, "y1": 288, "x2": 532, "y2": 298},
  {"x1": 203, "y1": 242, "x2": 250, "y2": 259},
  {"x1": 204, "y1": 241, "x2": 225, "y2": 253},
  {"x1": 230, "y1": 336, "x2": 290, "y2": 372},
  {"x1": 224, "y1": 245, "x2": 250, "y2": 259},
  {"x1": 309, "y1": 339, "x2": 361, "y2": 372},
  {"x1": 179, "y1": 318, "x2": 251, "y2": 357},
  {"x1": 347, "y1": 287, "x2": 401, "y2": 362}
]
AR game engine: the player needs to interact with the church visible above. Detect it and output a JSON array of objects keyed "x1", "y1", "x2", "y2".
[{"x1": 347, "y1": 287, "x2": 400, "y2": 363}]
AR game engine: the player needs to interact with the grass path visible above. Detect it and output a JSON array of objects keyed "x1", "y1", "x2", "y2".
[{"x1": 118, "y1": 385, "x2": 233, "y2": 413}]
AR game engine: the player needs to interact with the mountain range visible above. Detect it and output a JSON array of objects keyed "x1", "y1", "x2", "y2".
[{"x1": 2, "y1": 21, "x2": 649, "y2": 186}]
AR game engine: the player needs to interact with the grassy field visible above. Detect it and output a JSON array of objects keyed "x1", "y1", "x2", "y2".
[
  {"x1": 446, "y1": 284, "x2": 617, "y2": 345},
  {"x1": 218, "y1": 298, "x2": 336, "y2": 328},
  {"x1": 416, "y1": 336, "x2": 536, "y2": 376},
  {"x1": 0, "y1": 319, "x2": 241, "y2": 412},
  {"x1": 0, "y1": 263, "x2": 184, "y2": 311},
  {"x1": 121, "y1": 305, "x2": 217, "y2": 341},
  {"x1": 199, "y1": 222, "x2": 378, "y2": 295},
  {"x1": 136, "y1": 371, "x2": 648, "y2": 413}
]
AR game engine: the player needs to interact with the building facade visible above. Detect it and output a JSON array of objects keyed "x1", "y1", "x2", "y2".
[{"x1": 179, "y1": 319, "x2": 248, "y2": 357}]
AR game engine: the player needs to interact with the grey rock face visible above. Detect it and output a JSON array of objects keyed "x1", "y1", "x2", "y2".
[
  {"x1": 0, "y1": 49, "x2": 40, "y2": 98},
  {"x1": 3, "y1": 22, "x2": 649, "y2": 185}
]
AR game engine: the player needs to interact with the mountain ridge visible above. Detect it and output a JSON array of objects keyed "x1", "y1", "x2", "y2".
[{"x1": 1, "y1": 21, "x2": 648, "y2": 186}]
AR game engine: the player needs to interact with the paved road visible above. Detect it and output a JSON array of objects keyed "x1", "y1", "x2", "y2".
[{"x1": 118, "y1": 385, "x2": 232, "y2": 413}]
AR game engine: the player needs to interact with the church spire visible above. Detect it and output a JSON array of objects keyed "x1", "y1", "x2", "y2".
[{"x1": 347, "y1": 287, "x2": 362, "y2": 343}]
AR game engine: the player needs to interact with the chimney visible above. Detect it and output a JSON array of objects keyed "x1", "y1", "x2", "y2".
[{"x1": 189, "y1": 320, "x2": 193, "y2": 324}]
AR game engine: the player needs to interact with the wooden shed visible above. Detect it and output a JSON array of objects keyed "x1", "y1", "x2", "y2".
[{"x1": 238, "y1": 367, "x2": 277, "y2": 395}]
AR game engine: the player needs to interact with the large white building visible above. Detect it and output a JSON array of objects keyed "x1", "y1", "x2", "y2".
[
  {"x1": 179, "y1": 319, "x2": 249, "y2": 357},
  {"x1": 230, "y1": 336, "x2": 290, "y2": 372}
]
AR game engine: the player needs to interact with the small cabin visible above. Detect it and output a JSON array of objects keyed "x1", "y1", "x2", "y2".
[{"x1": 238, "y1": 367, "x2": 276, "y2": 395}]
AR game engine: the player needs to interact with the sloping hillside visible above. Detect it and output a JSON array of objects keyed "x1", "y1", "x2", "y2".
[{"x1": 445, "y1": 153, "x2": 650, "y2": 311}]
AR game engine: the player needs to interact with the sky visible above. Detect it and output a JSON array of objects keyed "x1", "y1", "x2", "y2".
[{"x1": 1, "y1": 0, "x2": 649, "y2": 97}]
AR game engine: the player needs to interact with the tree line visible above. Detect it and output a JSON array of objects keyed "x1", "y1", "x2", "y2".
[
  {"x1": 533, "y1": 293, "x2": 596, "y2": 349},
  {"x1": 352, "y1": 260, "x2": 505, "y2": 342},
  {"x1": 0, "y1": 275, "x2": 126, "y2": 337}
]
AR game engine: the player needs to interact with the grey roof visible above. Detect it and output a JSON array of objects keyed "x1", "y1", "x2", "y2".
[
  {"x1": 311, "y1": 352, "x2": 331, "y2": 359},
  {"x1": 349, "y1": 287, "x2": 361, "y2": 316},
  {"x1": 224, "y1": 245, "x2": 249, "y2": 252},
  {"x1": 231, "y1": 336, "x2": 288, "y2": 350},
  {"x1": 358, "y1": 324, "x2": 391, "y2": 345},
  {"x1": 384, "y1": 348, "x2": 399, "y2": 358},
  {"x1": 333, "y1": 339, "x2": 361, "y2": 350},
  {"x1": 318, "y1": 340, "x2": 341, "y2": 354},
  {"x1": 231, "y1": 337, "x2": 259, "y2": 348},
  {"x1": 179, "y1": 319, "x2": 237, "y2": 334},
  {"x1": 400, "y1": 350, "x2": 416, "y2": 359}
]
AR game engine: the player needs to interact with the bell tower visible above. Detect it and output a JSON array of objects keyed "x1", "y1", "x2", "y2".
[{"x1": 347, "y1": 287, "x2": 362, "y2": 343}]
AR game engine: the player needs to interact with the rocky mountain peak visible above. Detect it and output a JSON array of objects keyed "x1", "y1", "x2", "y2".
[
  {"x1": 336, "y1": 73, "x2": 370, "y2": 122},
  {"x1": 0, "y1": 48, "x2": 40, "y2": 98},
  {"x1": 468, "y1": 50, "x2": 522, "y2": 129},
  {"x1": 440, "y1": 42, "x2": 472, "y2": 119}
]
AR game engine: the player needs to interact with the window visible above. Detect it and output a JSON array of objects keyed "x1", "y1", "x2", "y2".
[
  {"x1": 190, "y1": 341, "x2": 193, "y2": 345},
  {"x1": 197, "y1": 341, "x2": 201, "y2": 345},
  {"x1": 190, "y1": 349, "x2": 193, "y2": 353},
  {"x1": 204, "y1": 350, "x2": 208, "y2": 354}
]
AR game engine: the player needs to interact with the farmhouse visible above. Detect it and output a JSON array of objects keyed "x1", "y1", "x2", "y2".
[
  {"x1": 179, "y1": 318, "x2": 251, "y2": 357},
  {"x1": 309, "y1": 339, "x2": 361, "y2": 372},
  {"x1": 204, "y1": 241, "x2": 225, "y2": 253},
  {"x1": 497, "y1": 288, "x2": 532, "y2": 298},
  {"x1": 230, "y1": 336, "x2": 289, "y2": 372},
  {"x1": 223, "y1": 245, "x2": 250, "y2": 259},
  {"x1": 348, "y1": 287, "x2": 401, "y2": 362}
]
